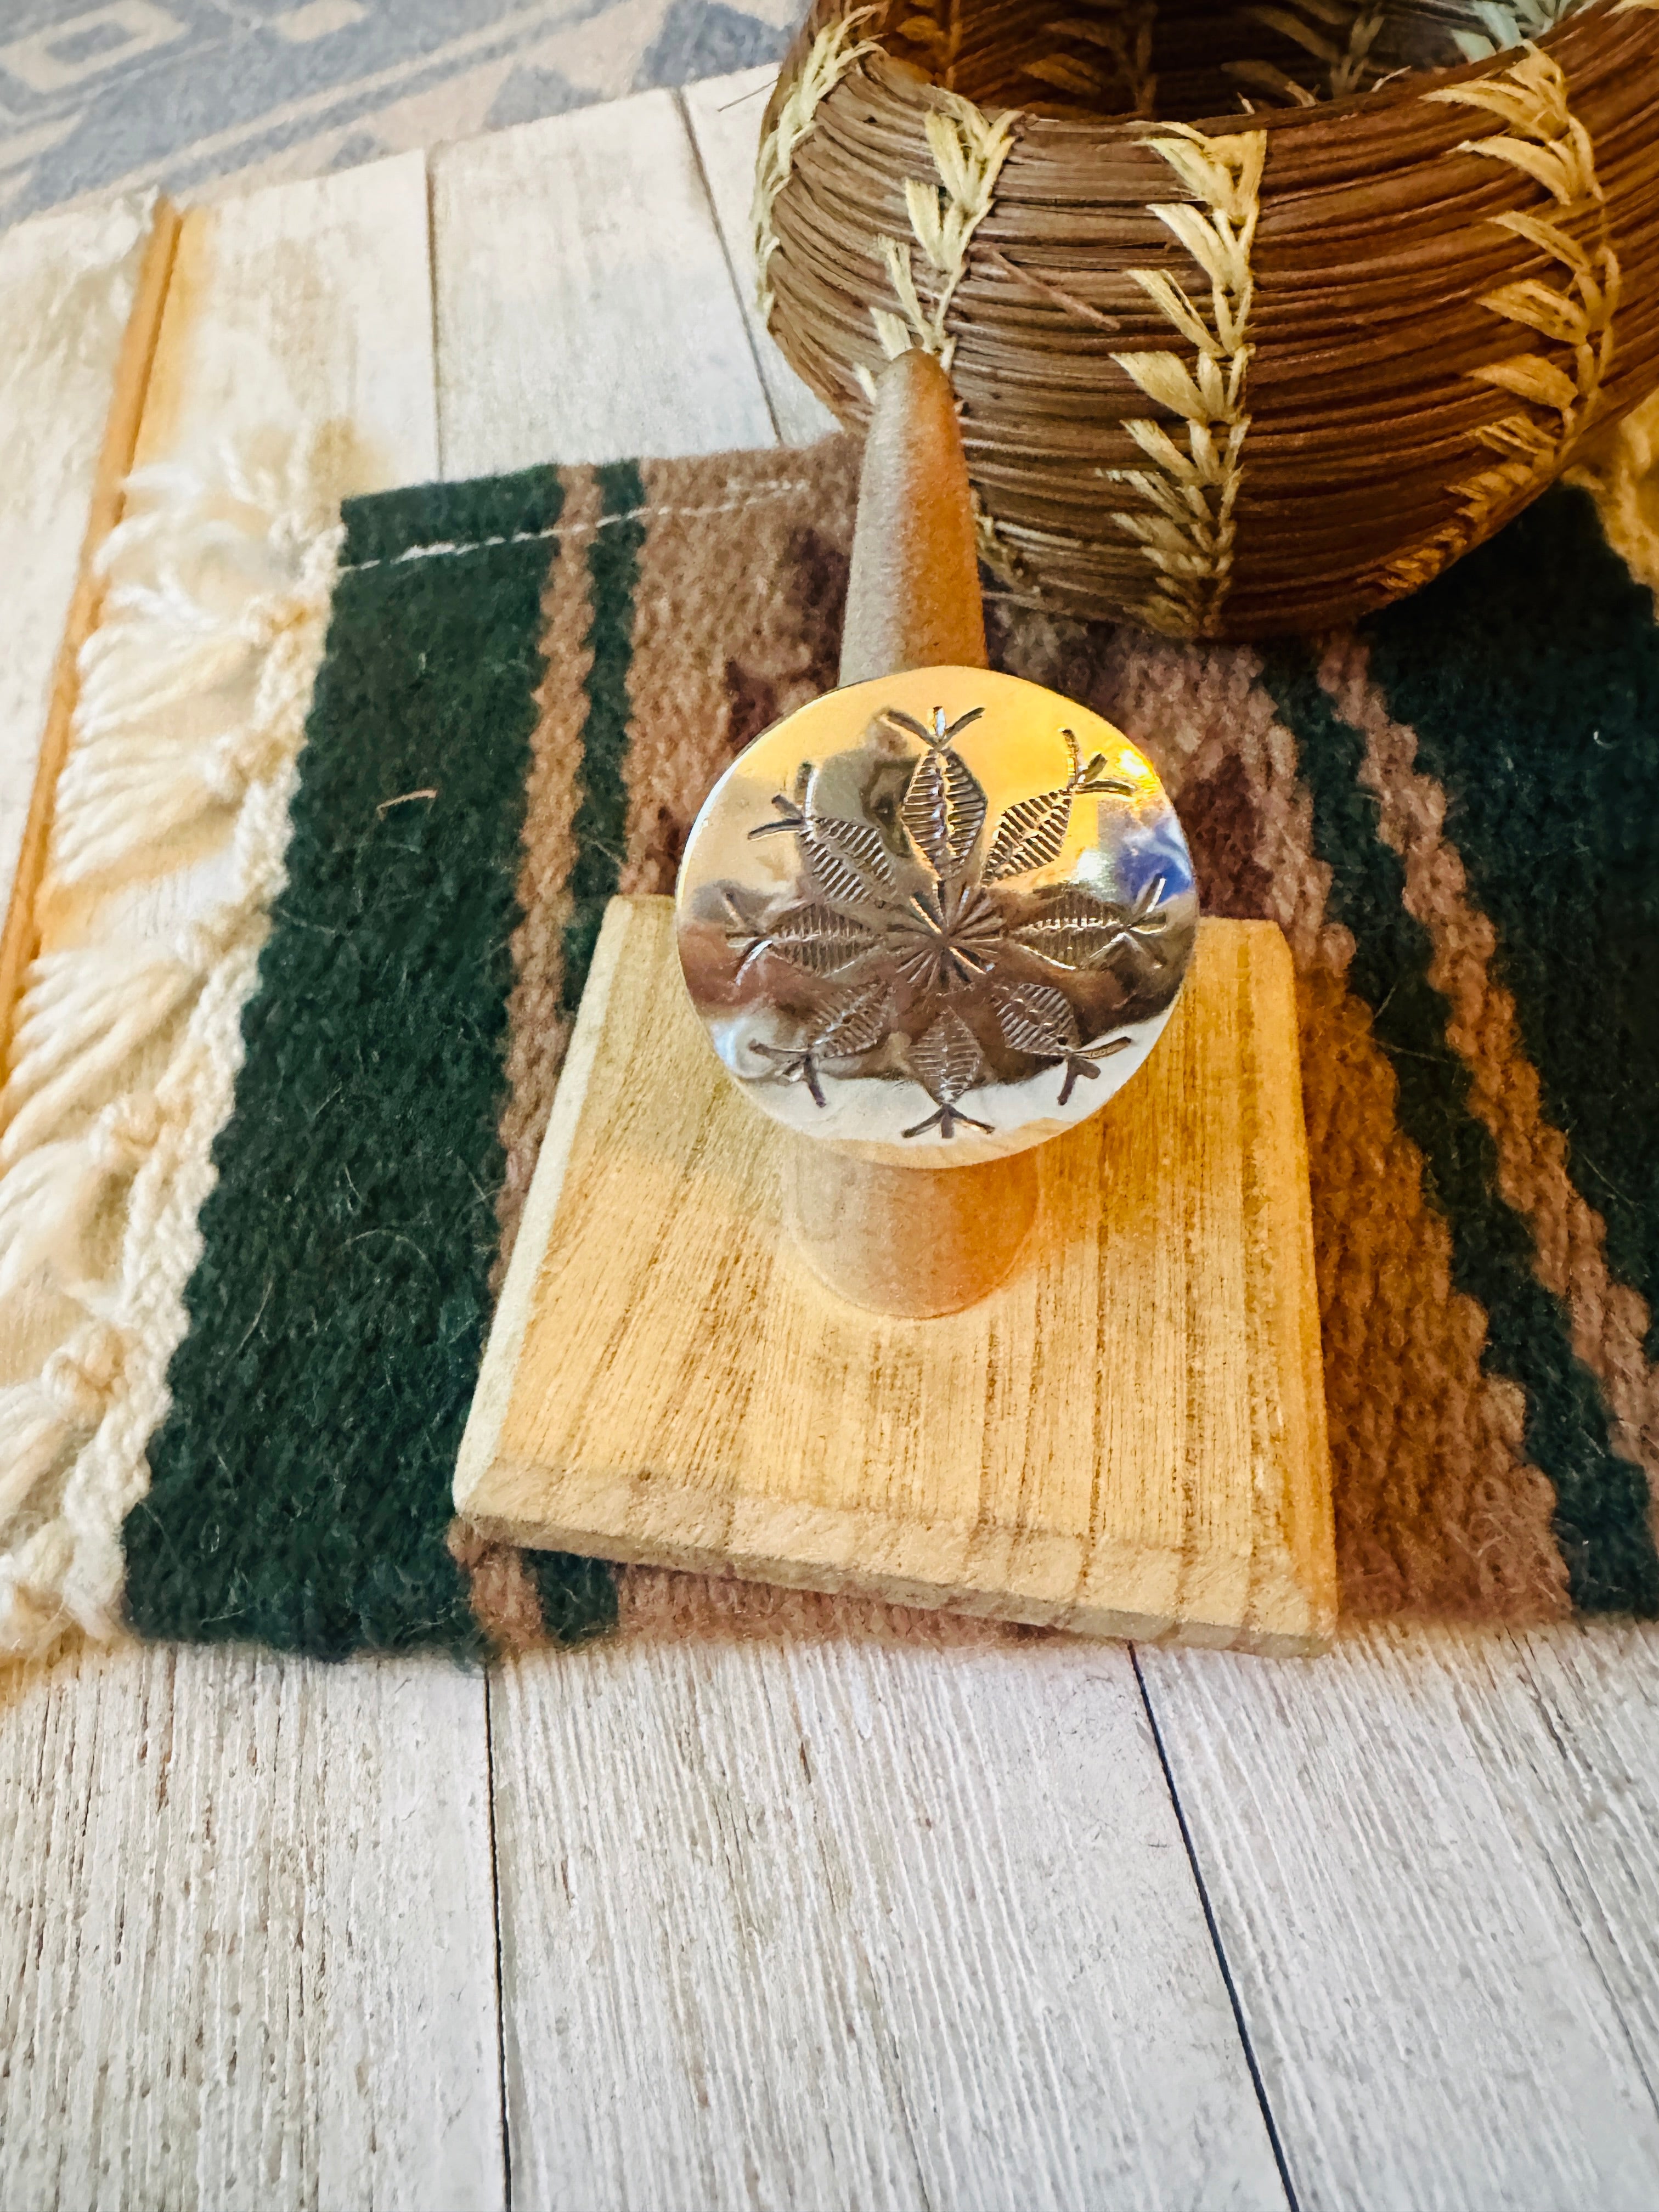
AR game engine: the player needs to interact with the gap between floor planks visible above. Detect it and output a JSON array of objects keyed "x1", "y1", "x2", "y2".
[
  {"x1": 1143, "y1": 1621, "x2": 1659, "y2": 2208},
  {"x1": 1, "y1": 162, "x2": 505, "y2": 2212},
  {"x1": 2, "y1": 65, "x2": 1658, "y2": 2212},
  {"x1": 464, "y1": 75, "x2": 1659, "y2": 2211},
  {"x1": 0, "y1": 105, "x2": 1272, "y2": 2212},
  {"x1": 427, "y1": 82, "x2": 1287, "y2": 2212}
]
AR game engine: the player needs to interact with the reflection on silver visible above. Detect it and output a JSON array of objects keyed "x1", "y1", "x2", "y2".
[{"x1": 676, "y1": 668, "x2": 1197, "y2": 1167}]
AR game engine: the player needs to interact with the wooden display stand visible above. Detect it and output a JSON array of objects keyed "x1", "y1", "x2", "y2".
[
  {"x1": 456, "y1": 353, "x2": 1336, "y2": 1652},
  {"x1": 455, "y1": 896, "x2": 1336, "y2": 1653}
]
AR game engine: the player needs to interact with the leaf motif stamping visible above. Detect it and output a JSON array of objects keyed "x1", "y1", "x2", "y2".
[
  {"x1": 729, "y1": 703, "x2": 1175, "y2": 1137},
  {"x1": 677, "y1": 667, "x2": 1197, "y2": 1163}
]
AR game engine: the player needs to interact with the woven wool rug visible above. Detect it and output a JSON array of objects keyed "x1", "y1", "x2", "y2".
[{"x1": 2, "y1": 405, "x2": 1657, "y2": 1662}]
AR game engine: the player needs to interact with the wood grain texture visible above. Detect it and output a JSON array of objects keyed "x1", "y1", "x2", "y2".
[
  {"x1": 1140, "y1": 1623, "x2": 1659, "y2": 2210},
  {"x1": 457, "y1": 898, "x2": 1336, "y2": 1652},
  {"x1": 1504, "y1": 1623, "x2": 1659, "y2": 2086},
  {"x1": 0, "y1": 1644, "x2": 502, "y2": 2211},
  {"x1": 0, "y1": 193, "x2": 176, "y2": 1074},
  {"x1": 783, "y1": 1138, "x2": 1040, "y2": 1317},
  {"x1": 135, "y1": 155, "x2": 438, "y2": 485},
  {"x1": 0, "y1": 156, "x2": 504, "y2": 2210},
  {"x1": 679, "y1": 69, "x2": 841, "y2": 451},
  {"x1": 492, "y1": 1614, "x2": 1289, "y2": 2212},
  {"x1": 429, "y1": 88, "x2": 776, "y2": 479},
  {"x1": 427, "y1": 89, "x2": 1289, "y2": 2207}
]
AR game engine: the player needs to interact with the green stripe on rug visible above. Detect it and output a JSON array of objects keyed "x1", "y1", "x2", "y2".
[
  {"x1": 562, "y1": 459, "x2": 646, "y2": 1014},
  {"x1": 124, "y1": 466, "x2": 617, "y2": 1657},
  {"x1": 1265, "y1": 643, "x2": 1659, "y2": 1616},
  {"x1": 1367, "y1": 487, "x2": 1659, "y2": 1363},
  {"x1": 340, "y1": 465, "x2": 566, "y2": 568}
]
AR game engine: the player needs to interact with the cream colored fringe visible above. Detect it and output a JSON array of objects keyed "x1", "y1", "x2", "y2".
[{"x1": 0, "y1": 429, "x2": 340, "y2": 1658}]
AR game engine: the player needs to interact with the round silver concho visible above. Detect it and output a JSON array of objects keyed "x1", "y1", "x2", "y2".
[{"x1": 675, "y1": 667, "x2": 1197, "y2": 1168}]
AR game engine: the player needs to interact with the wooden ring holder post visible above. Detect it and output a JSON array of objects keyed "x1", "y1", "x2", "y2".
[
  {"x1": 455, "y1": 357, "x2": 1339, "y2": 1654},
  {"x1": 784, "y1": 355, "x2": 1038, "y2": 1321}
]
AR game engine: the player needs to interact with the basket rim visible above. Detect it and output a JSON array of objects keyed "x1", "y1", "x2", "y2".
[{"x1": 792, "y1": 0, "x2": 1630, "y2": 143}]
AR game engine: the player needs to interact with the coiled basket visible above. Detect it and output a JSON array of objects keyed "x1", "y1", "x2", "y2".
[{"x1": 754, "y1": 0, "x2": 1658, "y2": 637}]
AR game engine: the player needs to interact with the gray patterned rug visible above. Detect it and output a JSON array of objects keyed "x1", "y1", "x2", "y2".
[{"x1": 0, "y1": 0, "x2": 799, "y2": 224}]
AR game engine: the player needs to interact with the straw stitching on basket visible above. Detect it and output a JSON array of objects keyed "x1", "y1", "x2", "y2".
[
  {"x1": 863, "y1": 94, "x2": 1019, "y2": 380},
  {"x1": 753, "y1": 5, "x2": 881, "y2": 326},
  {"x1": 1107, "y1": 121, "x2": 1267, "y2": 635},
  {"x1": 757, "y1": 0, "x2": 1659, "y2": 636},
  {"x1": 1376, "y1": 43, "x2": 1620, "y2": 590}
]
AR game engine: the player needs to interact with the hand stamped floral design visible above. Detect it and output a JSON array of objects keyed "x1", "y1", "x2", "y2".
[{"x1": 726, "y1": 703, "x2": 1176, "y2": 1138}]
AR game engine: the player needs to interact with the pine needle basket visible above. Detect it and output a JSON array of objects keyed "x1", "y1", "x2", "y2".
[{"x1": 753, "y1": 0, "x2": 1659, "y2": 637}]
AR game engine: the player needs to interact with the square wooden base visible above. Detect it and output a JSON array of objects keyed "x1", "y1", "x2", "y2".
[{"x1": 456, "y1": 897, "x2": 1336, "y2": 1654}]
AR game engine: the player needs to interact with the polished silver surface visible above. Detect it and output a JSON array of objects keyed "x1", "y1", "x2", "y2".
[{"x1": 676, "y1": 667, "x2": 1198, "y2": 1167}]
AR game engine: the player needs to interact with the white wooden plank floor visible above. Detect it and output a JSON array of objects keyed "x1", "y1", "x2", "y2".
[
  {"x1": 2, "y1": 1644, "x2": 501, "y2": 2212},
  {"x1": 0, "y1": 195, "x2": 157, "y2": 921},
  {"x1": 1142, "y1": 1628, "x2": 1659, "y2": 2209},
  {"x1": 3, "y1": 70, "x2": 1659, "y2": 2212},
  {"x1": 432, "y1": 92, "x2": 1280, "y2": 2212},
  {"x1": 493, "y1": 1630, "x2": 1287, "y2": 2211},
  {"x1": 680, "y1": 69, "x2": 839, "y2": 449},
  {"x1": 430, "y1": 87, "x2": 775, "y2": 479},
  {"x1": 2, "y1": 167, "x2": 506, "y2": 2212}
]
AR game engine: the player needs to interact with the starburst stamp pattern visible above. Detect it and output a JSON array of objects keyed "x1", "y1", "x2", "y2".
[{"x1": 677, "y1": 669, "x2": 1198, "y2": 1159}]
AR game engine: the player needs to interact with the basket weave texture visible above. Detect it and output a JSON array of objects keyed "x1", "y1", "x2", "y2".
[{"x1": 754, "y1": 0, "x2": 1659, "y2": 637}]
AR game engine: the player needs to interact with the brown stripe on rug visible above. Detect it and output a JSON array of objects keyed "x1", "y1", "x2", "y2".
[
  {"x1": 1299, "y1": 968, "x2": 1570, "y2": 1618},
  {"x1": 1322, "y1": 632, "x2": 1659, "y2": 1538},
  {"x1": 494, "y1": 462, "x2": 603, "y2": 1282},
  {"x1": 459, "y1": 464, "x2": 606, "y2": 1655},
  {"x1": 447, "y1": 1518, "x2": 554, "y2": 1655},
  {"x1": 991, "y1": 616, "x2": 1570, "y2": 1616},
  {"x1": 617, "y1": 443, "x2": 861, "y2": 898},
  {"x1": 1114, "y1": 636, "x2": 1567, "y2": 1613}
]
